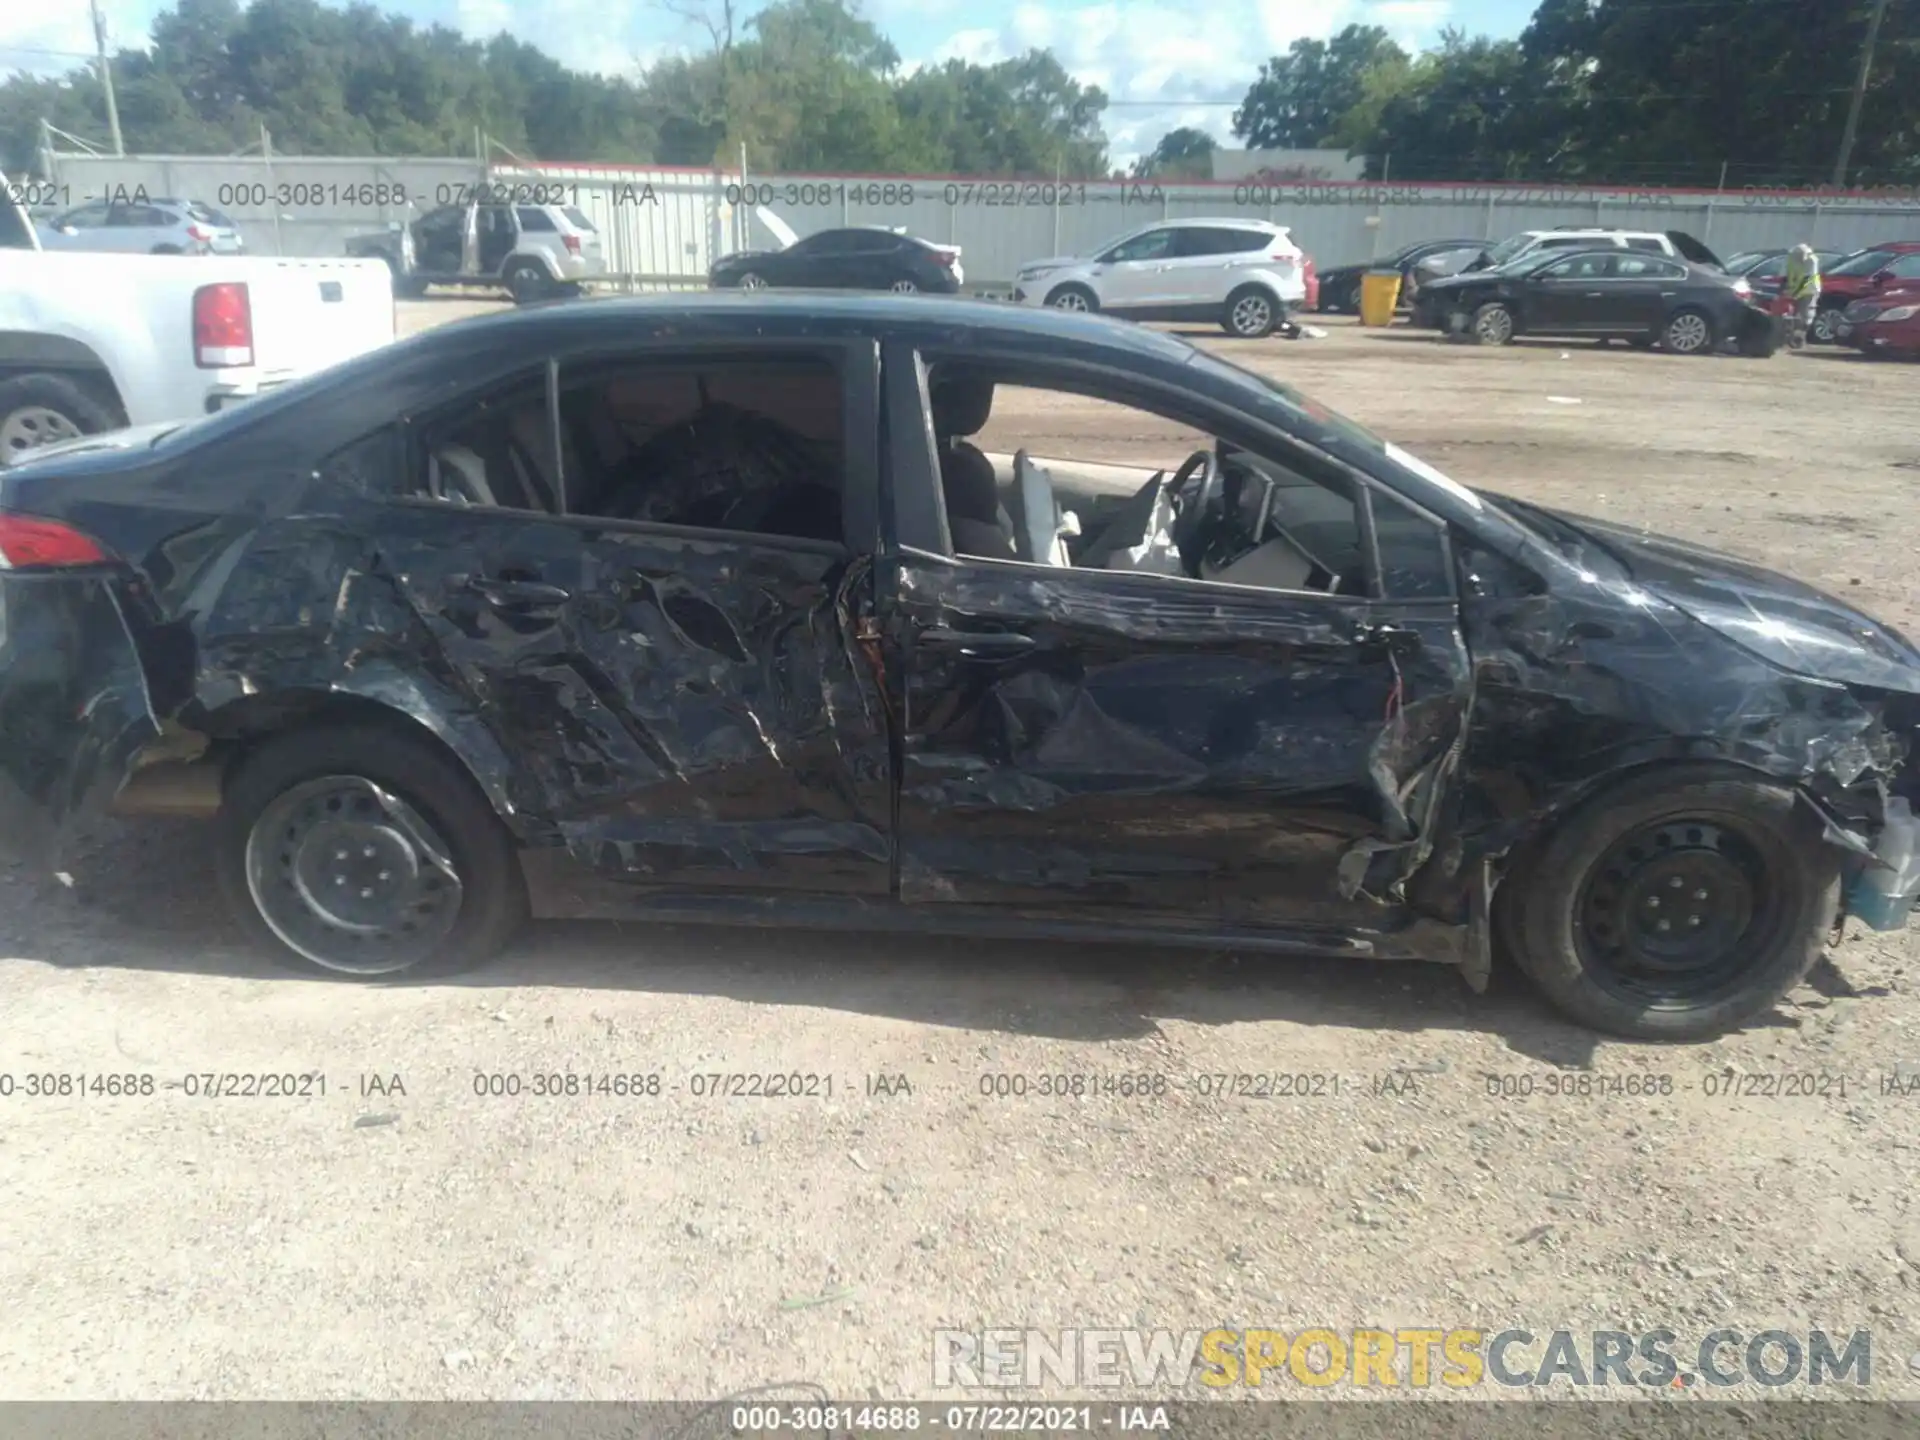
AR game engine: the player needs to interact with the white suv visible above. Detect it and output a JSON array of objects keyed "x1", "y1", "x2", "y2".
[{"x1": 1013, "y1": 219, "x2": 1311, "y2": 338}]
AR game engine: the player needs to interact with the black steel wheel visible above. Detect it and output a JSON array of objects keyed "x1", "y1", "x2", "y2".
[
  {"x1": 1575, "y1": 819, "x2": 1778, "y2": 1004},
  {"x1": 217, "y1": 722, "x2": 528, "y2": 978},
  {"x1": 1498, "y1": 765, "x2": 1839, "y2": 1040}
]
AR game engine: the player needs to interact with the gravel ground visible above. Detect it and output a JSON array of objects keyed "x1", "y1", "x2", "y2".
[{"x1": 2, "y1": 300, "x2": 1917, "y2": 1407}]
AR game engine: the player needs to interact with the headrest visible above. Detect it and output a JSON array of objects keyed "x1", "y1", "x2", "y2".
[
  {"x1": 930, "y1": 370, "x2": 994, "y2": 438},
  {"x1": 939, "y1": 442, "x2": 1000, "y2": 524}
]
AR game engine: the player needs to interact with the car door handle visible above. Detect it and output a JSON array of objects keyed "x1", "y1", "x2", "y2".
[
  {"x1": 463, "y1": 576, "x2": 571, "y2": 609},
  {"x1": 917, "y1": 627, "x2": 1036, "y2": 657},
  {"x1": 1584, "y1": 290, "x2": 1605, "y2": 297},
  {"x1": 1355, "y1": 623, "x2": 1424, "y2": 661}
]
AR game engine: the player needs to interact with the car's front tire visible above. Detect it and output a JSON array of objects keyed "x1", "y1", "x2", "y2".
[
  {"x1": 1045, "y1": 282, "x2": 1098, "y2": 313},
  {"x1": 1470, "y1": 301, "x2": 1514, "y2": 345},
  {"x1": 1809, "y1": 305, "x2": 1842, "y2": 345},
  {"x1": 1223, "y1": 285, "x2": 1280, "y2": 338},
  {"x1": 216, "y1": 723, "x2": 529, "y2": 979},
  {"x1": 1498, "y1": 765, "x2": 1839, "y2": 1040}
]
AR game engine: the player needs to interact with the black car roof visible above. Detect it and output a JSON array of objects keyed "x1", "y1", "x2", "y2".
[{"x1": 409, "y1": 291, "x2": 1199, "y2": 362}]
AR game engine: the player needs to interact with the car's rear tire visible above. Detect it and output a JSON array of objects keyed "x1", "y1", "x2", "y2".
[
  {"x1": 150, "y1": 244, "x2": 184, "y2": 255},
  {"x1": 1470, "y1": 301, "x2": 1514, "y2": 345},
  {"x1": 1662, "y1": 308, "x2": 1716, "y2": 355},
  {"x1": 216, "y1": 723, "x2": 529, "y2": 979},
  {"x1": 0, "y1": 372, "x2": 119, "y2": 467},
  {"x1": 1497, "y1": 765, "x2": 1838, "y2": 1040},
  {"x1": 889, "y1": 276, "x2": 919, "y2": 293},
  {"x1": 737, "y1": 271, "x2": 768, "y2": 290},
  {"x1": 1045, "y1": 282, "x2": 1098, "y2": 313},
  {"x1": 504, "y1": 260, "x2": 552, "y2": 304},
  {"x1": 1223, "y1": 285, "x2": 1281, "y2": 338}
]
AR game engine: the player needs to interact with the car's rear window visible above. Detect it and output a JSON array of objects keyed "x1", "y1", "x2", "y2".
[
  {"x1": 186, "y1": 202, "x2": 233, "y2": 226},
  {"x1": 563, "y1": 207, "x2": 596, "y2": 232}
]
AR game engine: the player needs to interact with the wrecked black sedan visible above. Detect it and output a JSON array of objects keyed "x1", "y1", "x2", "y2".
[{"x1": 2, "y1": 294, "x2": 1916, "y2": 1039}]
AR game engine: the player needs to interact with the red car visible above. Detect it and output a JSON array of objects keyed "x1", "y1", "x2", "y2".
[
  {"x1": 1841, "y1": 284, "x2": 1920, "y2": 358},
  {"x1": 1798, "y1": 244, "x2": 1920, "y2": 343}
]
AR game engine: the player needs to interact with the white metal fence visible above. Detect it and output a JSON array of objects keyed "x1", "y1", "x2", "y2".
[{"x1": 42, "y1": 150, "x2": 1920, "y2": 287}]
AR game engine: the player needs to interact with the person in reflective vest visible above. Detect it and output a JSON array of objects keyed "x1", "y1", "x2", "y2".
[{"x1": 1784, "y1": 244, "x2": 1821, "y2": 348}]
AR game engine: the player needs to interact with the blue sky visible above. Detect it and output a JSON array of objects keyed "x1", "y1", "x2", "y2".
[{"x1": 2, "y1": 0, "x2": 1541, "y2": 165}]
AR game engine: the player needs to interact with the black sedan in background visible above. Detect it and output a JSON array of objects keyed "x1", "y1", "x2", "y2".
[
  {"x1": 1412, "y1": 248, "x2": 1779, "y2": 355},
  {"x1": 1314, "y1": 237, "x2": 1483, "y2": 313},
  {"x1": 709, "y1": 226, "x2": 964, "y2": 293}
]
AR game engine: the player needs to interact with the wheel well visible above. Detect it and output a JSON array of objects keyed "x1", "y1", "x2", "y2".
[
  {"x1": 199, "y1": 691, "x2": 496, "y2": 809},
  {"x1": 501, "y1": 253, "x2": 557, "y2": 280},
  {"x1": 1045, "y1": 281, "x2": 1094, "y2": 303},
  {"x1": 0, "y1": 333, "x2": 129, "y2": 427}
]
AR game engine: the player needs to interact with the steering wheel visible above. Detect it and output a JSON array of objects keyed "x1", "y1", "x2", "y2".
[{"x1": 1168, "y1": 448, "x2": 1221, "y2": 575}]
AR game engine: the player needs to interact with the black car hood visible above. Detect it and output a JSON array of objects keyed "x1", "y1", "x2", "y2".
[{"x1": 1546, "y1": 508, "x2": 1920, "y2": 694}]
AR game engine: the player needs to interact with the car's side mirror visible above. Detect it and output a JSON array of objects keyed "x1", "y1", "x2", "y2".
[{"x1": 1871, "y1": 269, "x2": 1894, "y2": 287}]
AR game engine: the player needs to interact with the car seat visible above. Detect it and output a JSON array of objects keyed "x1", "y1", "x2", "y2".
[{"x1": 928, "y1": 370, "x2": 1015, "y2": 558}]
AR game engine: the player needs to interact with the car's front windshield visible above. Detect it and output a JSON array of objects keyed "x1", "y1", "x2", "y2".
[
  {"x1": 1484, "y1": 234, "x2": 1534, "y2": 267},
  {"x1": 1186, "y1": 350, "x2": 1507, "y2": 517},
  {"x1": 1501, "y1": 247, "x2": 1578, "y2": 276}
]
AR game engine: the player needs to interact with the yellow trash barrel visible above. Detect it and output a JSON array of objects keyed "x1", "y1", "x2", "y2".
[{"x1": 1358, "y1": 269, "x2": 1403, "y2": 327}]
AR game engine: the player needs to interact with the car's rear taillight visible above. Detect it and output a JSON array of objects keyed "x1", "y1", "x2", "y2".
[
  {"x1": 1732, "y1": 277, "x2": 1751, "y2": 296},
  {"x1": 563, "y1": 234, "x2": 582, "y2": 256},
  {"x1": 936, "y1": 249, "x2": 957, "y2": 270},
  {"x1": 186, "y1": 223, "x2": 211, "y2": 243},
  {"x1": 0, "y1": 514, "x2": 111, "y2": 569},
  {"x1": 193, "y1": 282, "x2": 253, "y2": 368}
]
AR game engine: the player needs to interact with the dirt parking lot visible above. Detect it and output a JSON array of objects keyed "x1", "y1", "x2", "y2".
[{"x1": 2, "y1": 298, "x2": 1917, "y2": 1405}]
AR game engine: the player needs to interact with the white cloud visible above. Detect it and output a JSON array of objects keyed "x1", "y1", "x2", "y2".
[
  {"x1": 0, "y1": 2, "x2": 159, "y2": 76},
  {"x1": 933, "y1": 27, "x2": 1008, "y2": 65},
  {"x1": 917, "y1": 0, "x2": 1455, "y2": 171}
]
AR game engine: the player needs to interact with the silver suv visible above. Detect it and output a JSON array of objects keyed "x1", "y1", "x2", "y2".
[
  {"x1": 347, "y1": 201, "x2": 606, "y2": 303},
  {"x1": 37, "y1": 197, "x2": 244, "y2": 255}
]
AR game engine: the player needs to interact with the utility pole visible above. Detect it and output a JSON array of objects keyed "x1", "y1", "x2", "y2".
[
  {"x1": 1833, "y1": 0, "x2": 1891, "y2": 187},
  {"x1": 89, "y1": 0, "x2": 124, "y2": 156}
]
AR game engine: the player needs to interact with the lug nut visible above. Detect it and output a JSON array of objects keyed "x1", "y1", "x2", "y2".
[
  {"x1": 1669, "y1": 877, "x2": 1683, "y2": 889},
  {"x1": 360, "y1": 887, "x2": 373, "y2": 898},
  {"x1": 1657, "y1": 919, "x2": 1671, "y2": 931},
  {"x1": 1694, "y1": 888, "x2": 1708, "y2": 900}
]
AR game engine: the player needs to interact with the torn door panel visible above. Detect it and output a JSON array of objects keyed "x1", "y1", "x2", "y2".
[
  {"x1": 886, "y1": 557, "x2": 1473, "y2": 928},
  {"x1": 376, "y1": 505, "x2": 893, "y2": 896}
]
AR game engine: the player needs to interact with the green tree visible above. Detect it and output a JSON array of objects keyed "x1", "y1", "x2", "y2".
[
  {"x1": 1232, "y1": 24, "x2": 1405, "y2": 150},
  {"x1": 1132, "y1": 125, "x2": 1215, "y2": 179}
]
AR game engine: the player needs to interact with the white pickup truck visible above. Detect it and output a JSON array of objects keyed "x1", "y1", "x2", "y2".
[{"x1": 2, "y1": 174, "x2": 395, "y2": 465}]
